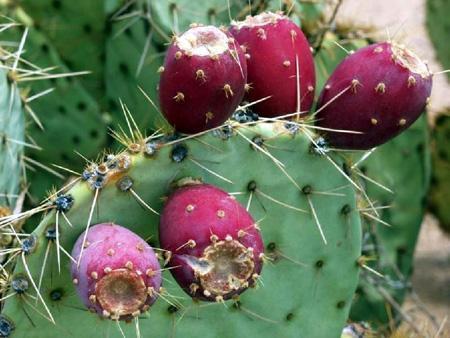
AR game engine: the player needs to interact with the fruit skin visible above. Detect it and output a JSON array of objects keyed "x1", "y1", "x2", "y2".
[
  {"x1": 159, "y1": 25, "x2": 247, "y2": 134},
  {"x1": 159, "y1": 183, "x2": 263, "y2": 301},
  {"x1": 71, "y1": 223, "x2": 162, "y2": 320},
  {"x1": 316, "y1": 41, "x2": 432, "y2": 150},
  {"x1": 230, "y1": 12, "x2": 316, "y2": 117}
]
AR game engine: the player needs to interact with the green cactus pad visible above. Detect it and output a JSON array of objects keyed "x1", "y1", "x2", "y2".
[
  {"x1": 350, "y1": 116, "x2": 430, "y2": 327},
  {"x1": 9, "y1": 25, "x2": 106, "y2": 167},
  {"x1": 0, "y1": 20, "x2": 107, "y2": 199},
  {"x1": 289, "y1": 0, "x2": 327, "y2": 38},
  {"x1": 0, "y1": 67, "x2": 24, "y2": 208},
  {"x1": 105, "y1": 14, "x2": 167, "y2": 130},
  {"x1": 427, "y1": 0, "x2": 450, "y2": 80},
  {"x1": 19, "y1": 0, "x2": 106, "y2": 100},
  {"x1": 430, "y1": 112, "x2": 450, "y2": 233},
  {"x1": 1, "y1": 122, "x2": 361, "y2": 337}
]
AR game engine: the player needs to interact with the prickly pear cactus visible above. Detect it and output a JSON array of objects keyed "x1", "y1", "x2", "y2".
[
  {"x1": 350, "y1": 116, "x2": 430, "y2": 328},
  {"x1": 426, "y1": 0, "x2": 450, "y2": 79},
  {"x1": 429, "y1": 111, "x2": 450, "y2": 233},
  {"x1": 0, "y1": 66, "x2": 24, "y2": 210},
  {"x1": 0, "y1": 122, "x2": 362, "y2": 337}
]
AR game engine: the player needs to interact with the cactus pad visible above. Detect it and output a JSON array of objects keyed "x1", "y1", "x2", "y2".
[
  {"x1": 426, "y1": 0, "x2": 450, "y2": 80},
  {"x1": 430, "y1": 112, "x2": 450, "y2": 233},
  {"x1": 0, "y1": 67, "x2": 24, "y2": 208},
  {"x1": 1, "y1": 122, "x2": 361, "y2": 337},
  {"x1": 350, "y1": 116, "x2": 430, "y2": 327},
  {"x1": 19, "y1": 0, "x2": 106, "y2": 100}
]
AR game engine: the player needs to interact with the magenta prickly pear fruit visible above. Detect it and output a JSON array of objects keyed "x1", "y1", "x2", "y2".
[
  {"x1": 71, "y1": 223, "x2": 162, "y2": 320},
  {"x1": 158, "y1": 25, "x2": 247, "y2": 134},
  {"x1": 159, "y1": 183, "x2": 264, "y2": 302},
  {"x1": 316, "y1": 41, "x2": 433, "y2": 150},
  {"x1": 230, "y1": 12, "x2": 315, "y2": 117}
]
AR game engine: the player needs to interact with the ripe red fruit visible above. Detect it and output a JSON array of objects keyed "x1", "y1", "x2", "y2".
[
  {"x1": 230, "y1": 12, "x2": 315, "y2": 117},
  {"x1": 159, "y1": 25, "x2": 247, "y2": 134},
  {"x1": 71, "y1": 223, "x2": 162, "y2": 320},
  {"x1": 159, "y1": 183, "x2": 264, "y2": 302},
  {"x1": 316, "y1": 41, "x2": 433, "y2": 149}
]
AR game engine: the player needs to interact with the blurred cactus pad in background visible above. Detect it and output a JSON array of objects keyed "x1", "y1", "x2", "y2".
[{"x1": 0, "y1": 1, "x2": 448, "y2": 338}]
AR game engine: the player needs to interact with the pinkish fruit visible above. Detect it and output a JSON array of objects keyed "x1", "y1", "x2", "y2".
[
  {"x1": 230, "y1": 12, "x2": 315, "y2": 117},
  {"x1": 159, "y1": 183, "x2": 264, "y2": 302},
  {"x1": 158, "y1": 25, "x2": 247, "y2": 134},
  {"x1": 71, "y1": 223, "x2": 162, "y2": 320},
  {"x1": 316, "y1": 41, "x2": 433, "y2": 149}
]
